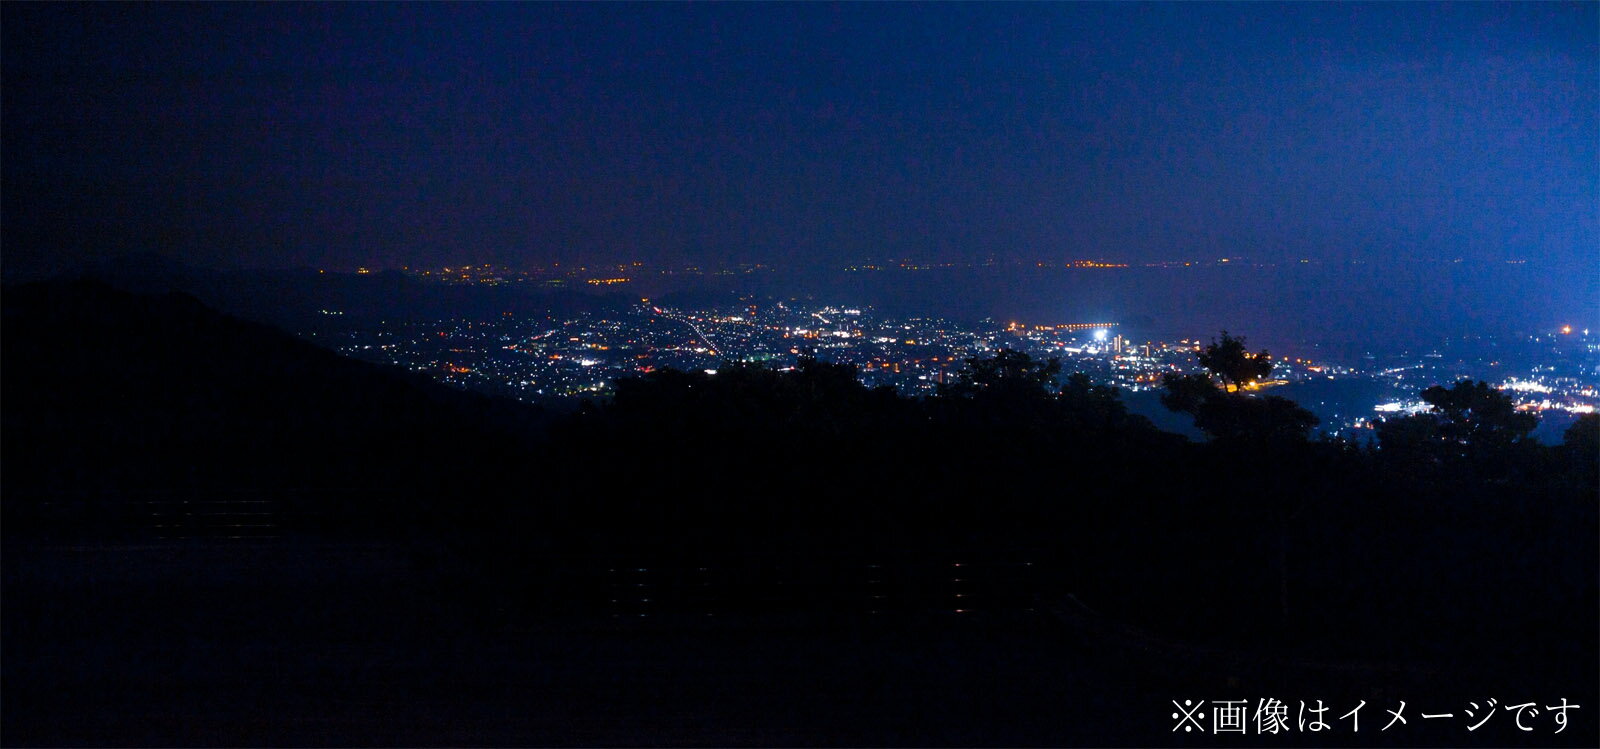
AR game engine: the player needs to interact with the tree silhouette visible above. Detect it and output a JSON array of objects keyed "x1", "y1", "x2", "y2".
[
  {"x1": 1419, "y1": 379, "x2": 1538, "y2": 448},
  {"x1": 944, "y1": 348, "x2": 1061, "y2": 400},
  {"x1": 1564, "y1": 413, "x2": 1598, "y2": 460},
  {"x1": 1161, "y1": 334, "x2": 1316, "y2": 628},
  {"x1": 1190, "y1": 392, "x2": 1320, "y2": 446},
  {"x1": 1160, "y1": 333, "x2": 1315, "y2": 447},
  {"x1": 1158, "y1": 372, "x2": 1222, "y2": 415},
  {"x1": 1561, "y1": 413, "x2": 1599, "y2": 487},
  {"x1": 1196, "y1": 330, "x2": 1274, "y2": 391},
  {"x1": 1374, "y1": 379, "x2": 1538, "y2": 462}
]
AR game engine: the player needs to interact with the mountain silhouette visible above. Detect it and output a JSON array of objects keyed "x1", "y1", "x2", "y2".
[{"x1": 3, "y1": 278, "x2": 548, "y2": 539}]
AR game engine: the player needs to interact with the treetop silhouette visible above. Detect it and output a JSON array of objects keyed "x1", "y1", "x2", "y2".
[{"x1": 1196, "y1": 330, "x2": 1275, "y2": 391}]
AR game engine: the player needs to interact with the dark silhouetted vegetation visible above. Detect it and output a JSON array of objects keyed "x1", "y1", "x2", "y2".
[
  {"x1": 2, "y1": 279, "x2": 550, "y2": 541},
  {"x1": 1195, "y1": 329, "x2": 1275, "y2": 390},
  {"x1": 4, "y1": 282, "x2": 1595, "y2": 745}
]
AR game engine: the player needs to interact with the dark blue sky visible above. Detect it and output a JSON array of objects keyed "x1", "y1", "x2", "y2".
[{"x1": 4, "y1": 2, "x2": 1595, "y2": 285}]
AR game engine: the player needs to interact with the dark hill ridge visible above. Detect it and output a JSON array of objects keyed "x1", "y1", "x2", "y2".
[
  {"x1": 2, "y1": 279, "x2": 548, "y2": 538},
  {"x1": 66, "y1": 252, "x2": 627, "y2": 330},
  {"x1": 1, "y1": 277, "x2": 1595, "y2": 746}
]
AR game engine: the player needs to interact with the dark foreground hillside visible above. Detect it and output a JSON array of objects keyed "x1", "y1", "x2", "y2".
[
  {"x1": 3, "y1": 279, "x2": 549, "y2": 539},
  {"x1": 3, "y1": 281, "x2": 1595, "y2": 746}
]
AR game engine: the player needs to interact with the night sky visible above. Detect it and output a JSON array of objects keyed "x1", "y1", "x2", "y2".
[{"x1": 4, "y1": 2, "x2": 1595, "y2": 290}]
